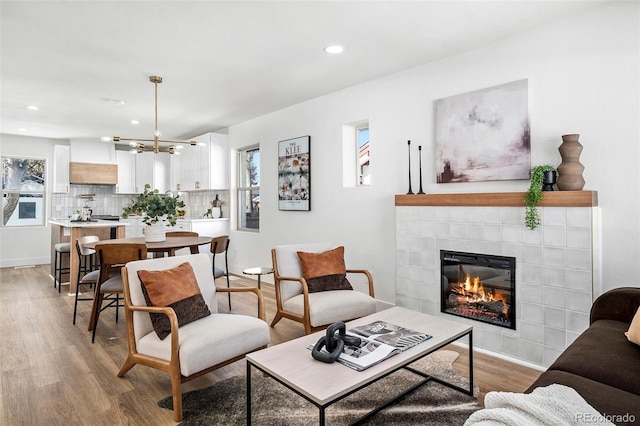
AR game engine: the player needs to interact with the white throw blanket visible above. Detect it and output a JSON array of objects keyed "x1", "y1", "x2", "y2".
[{"x1": 464, "y1": 384, "x2": 615, "y2": 426}]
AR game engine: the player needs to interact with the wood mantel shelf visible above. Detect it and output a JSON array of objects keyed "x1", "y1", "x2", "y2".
[{"x1": 395, "y1": 191, "x2": 598, "y2": 207}]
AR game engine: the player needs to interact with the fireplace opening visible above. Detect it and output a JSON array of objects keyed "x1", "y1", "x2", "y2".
[{"x1": 440, "y1": 250, "x2": 516, "y2": 330}]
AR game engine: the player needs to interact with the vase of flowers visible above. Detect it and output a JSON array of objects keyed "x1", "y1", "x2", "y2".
[{"x1": 122, "y1": 184, "x2": 185, "y2": 242}]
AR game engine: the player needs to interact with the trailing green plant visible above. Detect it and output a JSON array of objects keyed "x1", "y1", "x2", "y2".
[
  {"x1": 122, "y1": 184, "x2": 185, "y2": 226},
  {"x1": 524, "y1": 164, "x2": 555, "y2": 230}
]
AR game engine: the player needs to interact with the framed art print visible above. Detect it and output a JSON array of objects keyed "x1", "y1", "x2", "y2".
[
  {"x1": 435, "y1": 79, "x2": 530, "y2": 183},
  {"x1": 278, "y1": 135, "x2": 310, "y2": 211}
]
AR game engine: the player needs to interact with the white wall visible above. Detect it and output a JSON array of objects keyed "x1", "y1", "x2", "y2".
[
  {"x1": 228, "y1": 2, "x2": 640, "y2": 304},
  {"x1": 0, "y1": 134, "x2": 67, "y2": 267}
]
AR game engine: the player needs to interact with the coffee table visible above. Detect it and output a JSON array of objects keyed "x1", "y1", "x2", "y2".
[{"x1": 246, "y1": 306, "x2": 473, "y2": 425}]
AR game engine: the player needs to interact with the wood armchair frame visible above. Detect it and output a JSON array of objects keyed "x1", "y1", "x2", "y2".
[
  {"x1": 270, "y1": 248, "x2": 375, "y2": 334},
  {"x1": 117, "y1": 268, "x2": 267, "y2": 422}
]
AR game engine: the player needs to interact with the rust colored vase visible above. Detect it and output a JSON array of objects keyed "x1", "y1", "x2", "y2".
[{"x1": 557, "y1": 134, "x2": 585, "y2": 191}]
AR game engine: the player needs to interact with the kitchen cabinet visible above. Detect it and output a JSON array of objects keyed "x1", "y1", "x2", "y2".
[
  {"x1": 188, "y1": 218, "x2": 229, "y2": 237},
  {"x1": 125, "y1": 217, "x2": 228, "y2": 242},
  {"x1": 171, "y1": 135, "x2": 207, "y2": 191},
  {"x1": 69, "y1": 162, "x2": 118, "y2": 184},
  {"x1": 209, "y1": 132, "x2": 230, "y2": 189},
  {"x1": 115, "y1": 150, "x2": 136, "y2": 194},
  {"x1": 122, "y1": 217, "x2": 144, "y2": 238},
  {"x1": 53, "y1": 145, "x2": 70, "y2": 193},
  {"x1": 69, "y1": 139, "x2": 116, "y2": 163},
  {"x1": 172, "y1": 218, "x2": 229, "y2": 254},
  {"x1": 170, "y1": 132, "x2": 229, "y2": 191},
  {"x1": 135, "y1": 152, "x2": 171, "y2": 193},
  {"x1": 170, "y1": 140, "x2": 198, "y2": 191},
  {"x1": 171, "y1": 220, "x2": 192, "y2": 233}
]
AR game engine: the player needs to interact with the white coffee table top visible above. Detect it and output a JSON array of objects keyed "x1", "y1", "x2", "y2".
[{"x1": 246, "y1": 306, "x2": 472, "y2": 406}]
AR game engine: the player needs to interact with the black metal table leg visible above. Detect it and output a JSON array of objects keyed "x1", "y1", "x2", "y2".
[
  {"x1": 247, "y1": 361, "x2": 252, "y2": 425},
  {"x1": 468, "y1": 330, "x2": 474, "y2": 395}
]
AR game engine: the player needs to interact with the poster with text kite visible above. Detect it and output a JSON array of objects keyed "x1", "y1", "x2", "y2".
[{"x1": 278, "y1": 135, "x2": 310, "y2": 211}]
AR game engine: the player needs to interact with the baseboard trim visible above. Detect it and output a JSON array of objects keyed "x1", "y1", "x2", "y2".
[
  {"x1": 450, "y1": 341, "x2": 546, "y2": 372},
  {"x1": 0, "y1": 257, "x2": 49, "y2": 269}
]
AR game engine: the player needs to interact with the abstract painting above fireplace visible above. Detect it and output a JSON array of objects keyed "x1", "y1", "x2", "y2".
[{"x1": 441, "y1": 250, "x2": 516, "y2": 330}]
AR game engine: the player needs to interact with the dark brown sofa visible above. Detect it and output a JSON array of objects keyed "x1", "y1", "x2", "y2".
[{"x1": 526, "y1": 287, "x2": 640, "y2": 425}]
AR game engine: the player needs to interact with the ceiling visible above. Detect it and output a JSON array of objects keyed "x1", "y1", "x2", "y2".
[{"x1": 1, "y1": 1, "x2": 608, "y2": 143}]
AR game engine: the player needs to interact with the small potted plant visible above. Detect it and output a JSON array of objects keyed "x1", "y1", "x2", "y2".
[
  {"x1": 524, "y1": 164, "x2": 556, "y2": 230},
  {"x1": 122, "y1": 184, "x2": 185, "y2": 241},
  {"x1": 203, "y1": 194, "x2": 223, "y2": 218}
]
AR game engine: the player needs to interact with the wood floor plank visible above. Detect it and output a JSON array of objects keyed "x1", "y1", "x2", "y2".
[{"x1": 0, "y1": 264, "x2": 541, "y2": 425}]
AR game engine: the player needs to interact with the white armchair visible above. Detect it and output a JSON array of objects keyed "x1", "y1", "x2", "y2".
[
  {"x1": 117, "y1": 253, "x2": 270, "y2": 421},
  {"x1": 271, "y1": 242, "x2": 377, "y2": 334}
]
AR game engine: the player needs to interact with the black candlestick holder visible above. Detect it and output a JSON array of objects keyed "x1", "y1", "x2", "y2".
[
  {"x1": 417, "y1": 145, "x2": 425, "y2": 194},
  {"x1": 406, "y1": 140, "x2": 414, "y2": 195}
]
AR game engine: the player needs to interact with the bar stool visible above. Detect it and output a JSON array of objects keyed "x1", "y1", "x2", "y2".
[
  {"x1": 78, "y1": 235, "x2": 99, "y2": 277},
  {"x1": 53, "y1": 242, "x2": 71, "y2": 293},
  {"x1": 73, "y1": 236, "x2": 100, "y2": 325}
]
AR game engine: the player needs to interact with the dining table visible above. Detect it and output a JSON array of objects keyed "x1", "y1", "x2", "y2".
[
  {"x1": 83, "y1": 235, "x2": 213, "y2": 331},
  {"x1": 83, "y1": 235, "x2": 213, "y2": 256}
]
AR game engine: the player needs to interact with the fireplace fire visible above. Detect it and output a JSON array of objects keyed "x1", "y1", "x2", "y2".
[{"x1": 441, "y1": 250, "x2": 516, "y2": 329}]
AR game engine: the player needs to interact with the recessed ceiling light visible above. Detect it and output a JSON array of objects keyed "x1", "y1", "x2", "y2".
[
  {"x1": 100, "y1": 97, "x2": 126, "y2": 105},
  {"x1": 324, "y1": 44, "x2": 345, "y2": 54},
  {"x1": 130, "y1": 120, "x2": 139, "y2": 125},
  {"x1": 19, "y1": 128, "x2": 27, "y2": 132},
  {"x1": 26, "y1": 105, "x2": 39, "y2": 110}
]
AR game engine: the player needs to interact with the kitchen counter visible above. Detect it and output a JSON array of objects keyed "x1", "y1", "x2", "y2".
[
  {"x1": 49, "y1": 218, "x2": 130, "y2": 227},
  {"x1": 49, "y1": 219, "x2": 127, "y2": 293},
  {"x1": 123, "y1": 216, "x2": 228, "y2": 221}
]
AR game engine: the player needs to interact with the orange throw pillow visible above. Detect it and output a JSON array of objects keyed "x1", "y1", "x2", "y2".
[
  {"x1": 137, "y1": 262, "x2": 211, "y2": 339},
  {"x1": 626, "y1": 307, "x2": 640, "y2": 346},
  {"x1": 297, "y1": 246, "x2": 353, "y2": 293}
]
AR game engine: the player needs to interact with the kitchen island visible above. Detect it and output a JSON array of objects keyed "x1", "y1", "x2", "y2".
[{"x1": 49, "y1": 219, "x2": 127, "y2": 294}]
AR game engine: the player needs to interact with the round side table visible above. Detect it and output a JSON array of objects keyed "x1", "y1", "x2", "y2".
[{"x1": 242, "y1": 267, "x2": 274, "y2": 289}]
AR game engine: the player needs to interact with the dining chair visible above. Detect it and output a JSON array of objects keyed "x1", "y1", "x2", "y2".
[
  {"x1": 73, "y1": 235, "x2": 100, "y2": 325},
  {"x1": 165, "y1": 231, "x2": 199, "y2": 256},
  {"x1": 91, "y1": 242, "x2": 147, "y2": 343},
  {"x1": 210, "y1": 235, "x2": 231, "y2": 309},
  {"x1": 271, "y1": 242, "x2": 377, "y2": 334},
  {"x1": 118, "y1": 253, "x2": 270, "y2": 421}
]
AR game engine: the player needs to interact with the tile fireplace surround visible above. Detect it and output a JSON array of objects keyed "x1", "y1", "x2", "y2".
[{"x1": 395, "y1": 191, "x2": 600, "y2": 368}]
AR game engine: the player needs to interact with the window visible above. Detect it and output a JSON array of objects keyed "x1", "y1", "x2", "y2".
[
  {"x1": 342, "y1": 120, "x2": 370, "y2": 187},
  {"x1": 2, "y1": 156, "x2": 46, "y2": 227},
  {"x1": 238, "y1": 146, "x2": 260, "y2": 231},
  {"x1": 357, "y1": 126, "x2": 370, "y2": 186}
]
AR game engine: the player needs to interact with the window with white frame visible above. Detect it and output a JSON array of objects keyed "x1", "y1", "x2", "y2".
[
  {"x1": 357, "y1": 126, "x2": 370, "y2": 186},
  {"x1": 2, "y1": 156, "x2": 46, "y2": 227},
  {"x1": 342, "y1": 120, "x2": 370, "y2": 187},
  {"x1": 237, "y1": 145, "x2": 260, "y2": 231}
]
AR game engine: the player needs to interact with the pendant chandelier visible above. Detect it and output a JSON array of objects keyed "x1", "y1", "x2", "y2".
[{"x1": 101, "y1": 75, "x2": 197, "y2": 154}]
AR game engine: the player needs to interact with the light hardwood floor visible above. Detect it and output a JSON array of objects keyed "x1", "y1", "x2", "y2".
[{"x1": 0, "y1": 264, "x2": 541, "y2": 425}]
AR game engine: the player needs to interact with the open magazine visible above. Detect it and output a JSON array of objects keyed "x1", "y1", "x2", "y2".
[
  {"x1": 349, "y1": 321, "x2": 432, "y2": 352},
  {"x1": 309, "y1": 322, "x2": 432, "y2": 371}
]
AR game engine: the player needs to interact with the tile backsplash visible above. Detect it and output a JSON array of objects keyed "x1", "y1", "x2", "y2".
[{"x1": 50, "y1": 185, "x2": 229, "y2": 220}]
